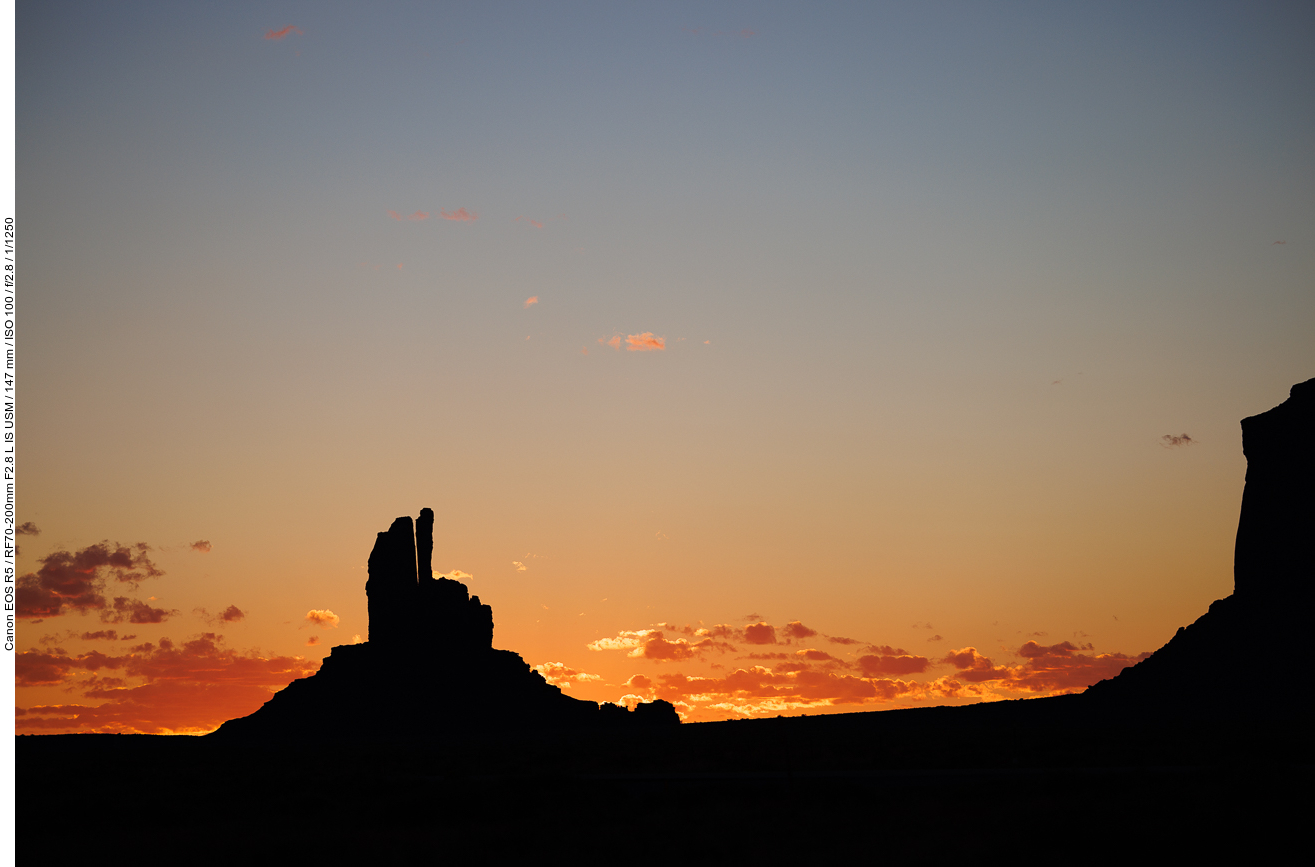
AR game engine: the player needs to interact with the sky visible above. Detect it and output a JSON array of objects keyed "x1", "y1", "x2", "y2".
[{"x1": 13, "y1": 1, "x2": 1315, "y2": 732}]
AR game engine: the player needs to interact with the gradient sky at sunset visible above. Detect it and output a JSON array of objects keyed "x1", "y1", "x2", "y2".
[{"x1": 15, "y1": 1, "x2": 1315, "y2": 731}]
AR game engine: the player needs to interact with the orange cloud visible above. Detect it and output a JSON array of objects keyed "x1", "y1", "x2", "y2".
[
  {"x1": 587, "y1": 628, "x2": 735, "y2": 661},
  {"x1": 440, "y1": 207, "x2": 477, "y2": 222},
  {"x1": 742, "y1": 622, "x2": 777, "y2": 645},
  {"x1": 533, "y1": 662, "x2": 602, "y2": 688},
  {"x1": 104, "y1": 597, "x2": 176, "y2": 624},
  {"x1": 407, "y1": 211, "x2": 430, "y2": 221},
  {"x1": 857, "y1": 648, "x2": 931, "y2": 676},
  {"x1": 523, "y1": 296, "x2": 538, "y2": 308},
  {"x1": 783, "y1": 621, "x2": 817, "y2": 640},
  {"x1": 219, "y1": 605, "x2": 245, "y2": 623},
  {"x1": 16, "y1": 541, "x2": 163, "y2": 619},
  {"x1": 599, "y1": 335, "x2": 622, "y2": 350},
  {"x1": 625, "y1": 333, "x2": 665, "y2": 351},
  {"x1": 387, "y1": 211, "x2": 402, "y2": 221},
  {"x1": 15, "y1": 633, "x2": 320, "y2": 734},
  {"x1": 304, "y1": 609, "x2": 340, "y2": 629},
  {"x1": 530, "y1": 219, "x2": 543, "y2": 229},
  {"x1": 189, "y1": 540, "x2": 212, "y2": 553},
  {"x1": 264, "y1": 25, "x2": 303, "y2": 41},
  {"x1": 305, "y1": 635, "x2": 320, "y2": 646}
]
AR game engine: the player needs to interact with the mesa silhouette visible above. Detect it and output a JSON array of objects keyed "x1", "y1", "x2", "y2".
[
  {"x1": 213, "y1": 508, "x2": 677, "y2": 738},
  {"x1": 1083, "y1": 376, "x2": 1314, "y2": 720}
]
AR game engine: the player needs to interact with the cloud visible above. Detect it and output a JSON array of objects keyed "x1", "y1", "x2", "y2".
[
  {"x1": 15, "y1": 633, "x2": 321, "y2": 734},
  {"x1": 626, "y1": 674, "x2": 653, "y2": 689},
  {"x1": 440, "y1": 207, "x2": 477, "y2": 222},
  {"x1": 533, "y1": 662, "x2": 602, "y2": 688},
  {"x1": 16, "y1": 541, "x2": 163, "y2": 619},
  {"x1": 79, "y1": 630, "x2": 133, "y2": 641},
  {"x1": 742, "y1": 622, "x2": 777, "y2": 645},
  {"x1": 387, "y1": 211, "x2": 402, "y2": 221},
  {"x1": 407, "y1": 211, "x2": 430, "y2": 221},
  {"x1": 304, "y1": 609, "x2": 340, "y2": 629},
  {"x1": 16, "y1": 522, "x2": 39, "y2": 535},
  {"x1": 264, "y1": 25, "x2": 304, "y2": 41},
  {"x1": 825, "y1": 635, "x2": 861, "y2": 645},
  {"x1": 189, "y1": 540, "x2": 212, "y2": 553},
  {"x1": 587, "y1": 628, "x2": 735, "y2": 661},
  {"x1": 928, "y1": 634, "x2": 944, "y2": 642},
  {"x1": 529, "y1": 219, "x2": 543, "y2": 229},
  {"x1": 196, "y1": 605, "x2": 246, "y2": 626},
  {"x1": 1273, "y1": 240, "x2": 1286, "y2": 245},
  {"x1": 436, "y1": 570, "x2": 473, "y2": 581},
  {"x1": 940, "y1": 643, "x2": 1148, "y2": 693},
  {"x1": 305, "y1": 636, "x2": 320, "y2": 646},
  {"x1": 782, "y1": 621, "x2": 817, "y2": 640},
  {"x1": 599, "y1": 335, "x2": 622, "y2": 350},
  {"x1": 625, "y1": 332, "x2": 665, "y2": 351},
  {"x1": 857, "y1": 649, "x2": 931, "y2": 676},
  {"x1": 1161, "y1": 434, "x2": 1195, "y2": 447},
  {"x1": 512, "y1": 561, "x2": 527, "y2": 571},
  {"x1": 104, "y1": 597, "x2": 176, "y2": 624},
  {"x1": 523, "y1": 296, "x2": 538, "y2": 308}
]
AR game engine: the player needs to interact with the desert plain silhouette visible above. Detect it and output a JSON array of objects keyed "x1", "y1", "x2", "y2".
[{"x1": 18, "y1": 379, "x2": 1313, "y2": 861}]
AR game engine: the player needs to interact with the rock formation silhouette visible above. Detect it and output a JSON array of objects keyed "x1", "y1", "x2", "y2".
[
  {"x1": 213, "y1": 509, "x2": 678, "y2": 738},
  {"x1": 1085, "y1": 377, "x2": 1314, "y2": 719}
]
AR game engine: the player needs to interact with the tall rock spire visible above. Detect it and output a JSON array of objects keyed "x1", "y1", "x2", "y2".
[{"x1": 365, "y1": 515, "x2": 417, "y2": 645}]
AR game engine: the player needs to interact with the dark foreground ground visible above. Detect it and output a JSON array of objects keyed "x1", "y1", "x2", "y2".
[{"x1": 19, "y1": 696, "x2": 1309, "y2": 863}]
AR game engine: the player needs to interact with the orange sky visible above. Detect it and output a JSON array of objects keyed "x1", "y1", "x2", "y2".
[{"x1": 14, "y1": 4, "x2": 1315, "y2": 732}]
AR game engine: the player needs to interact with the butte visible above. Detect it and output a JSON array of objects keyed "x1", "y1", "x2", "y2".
[{"x1": 213, "y1": 509, "x2": 678, "y2": 738}]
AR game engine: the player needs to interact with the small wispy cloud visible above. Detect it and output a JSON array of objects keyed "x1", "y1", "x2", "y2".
[
  {"x1": 189, "y1": 540, "x2": 212, "y2": 553},
  {"x1": 16, "y1": 522, "x2": 39, "y2": 536},
  {"x1": 387, "y1": 211, "x2": 402, "y2": 221},
  {"x1": 600, "y1": 335, "x2": 621, "y2": 351},
  {"x1": 523, "y1": 296, "x2": 539, "y2": 308},
  {"x1": 440, "y1": 207, "x2": 477, "y2": 222},
  {"x1": 407, "y1": 211, "x2": 430, "y2": 221},
  {"x1": 530, "y1": 219, "x2": 543, "y2": 229},
  {"x1": 305, "y1": 635, "x2": 320, "y2": 646},
  {"x1": 513, "y1": 561, "x2": 527, "y2": 572},
  {"x1": 625, "y1": 332, "x2": 665, "y2": 351},
  {"x1": 1161, "y1": 433, "x2": 1195, "y2": 448},
  {"x1": 304, "y1": 609, "x2": 340, "y2": 628},
  {"x1": 265, "y1": 25, "x2": 304, "y2": 41},
  {"x1": 1273, "y1": 240, "x2": 1287, "y2": 245}
]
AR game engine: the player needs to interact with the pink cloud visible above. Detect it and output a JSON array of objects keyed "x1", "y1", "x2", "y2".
[
  {"x1": 387, "y1": 211, "x2": 402, "y2": 221},
  {"x1": 524, "y1": 296, "x2": 539, "y2": 309},
  {"x1": 625, "y1": 333, "x2": 665, "y2": 351},
  {"x1": 440, "y1": 207, "x2": 477, "y2": 222},
  {"x1": 407, "y1": 211, "x2": 430, "y2": 221},
  {"x1": 599, "y1": 335, "x2": 622, "y2": 351},
  {"x1": 264, "y1": 25, "x2": 304, "y2": 41},
  {"x1": 530, "y1": 220, "x2": 543, "y2": 229}
]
